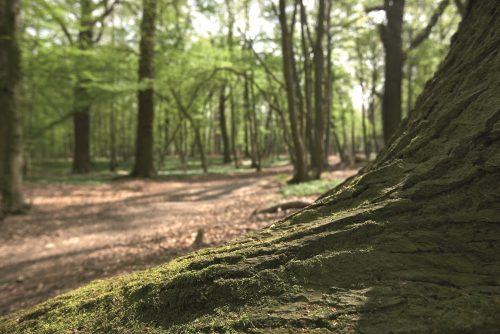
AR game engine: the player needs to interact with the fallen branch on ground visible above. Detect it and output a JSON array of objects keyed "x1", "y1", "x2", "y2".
[{"x1": 252, "y1": 201, "x2": 312, "y2": 215}]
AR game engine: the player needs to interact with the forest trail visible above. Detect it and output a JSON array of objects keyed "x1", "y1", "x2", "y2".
[{"x1": 0, "y1": 165, "x2": 356, "y2": 316}]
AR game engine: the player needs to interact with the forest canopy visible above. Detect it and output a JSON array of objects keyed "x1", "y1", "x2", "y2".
[{"x1": 17, "y1": 0, "x2": 460, "y2": 179}]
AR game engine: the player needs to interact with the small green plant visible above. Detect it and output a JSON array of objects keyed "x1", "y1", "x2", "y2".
[{"x1": 280, "y1": 179, "x2": 343, "y2": 197}]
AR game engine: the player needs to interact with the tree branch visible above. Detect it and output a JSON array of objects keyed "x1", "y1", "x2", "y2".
[
  {"x1": 409, "y1": 0, "x2": 450, "y2": 50},
  {"x1": 239, "y1": 31, "x2": 285, "y2": 89},
  {"x1": 34, "y1": 0, "x2": 74, "y2": 44},
  {"x1": 93, "y1": 0, "x2": 122, "y2": 25},
  {"x1": 365, "y1": 4, "x2": 385, "y2": 13}
]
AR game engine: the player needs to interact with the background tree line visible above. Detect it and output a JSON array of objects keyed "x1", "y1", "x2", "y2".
[{"x1": 1, "y1": 0, "x2": 465, "y2": 213}]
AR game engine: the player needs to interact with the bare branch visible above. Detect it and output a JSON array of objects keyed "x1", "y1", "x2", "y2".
[
  {"x1": 365, "y1": 4, "x2": 385, "y2": 13},
  {"x1": 238, "y1": 30, "x2": 285, "y2": 89},
  {"x1": 409, "y1": 0, "x2": 450, "y2": 50},
  {"x1": 93, "y1": 0, "x2": 122, "y2": 25},
  {"x1": 34, "y1": 0, "x2": 74, "y2": 44},
  {"x1": 29, "y1": 112, "x2": 74, "y2": 140}
]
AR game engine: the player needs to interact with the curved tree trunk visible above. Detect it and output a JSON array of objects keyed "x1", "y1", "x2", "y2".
[{"x1": 2, "y1": 1, "x2": 500, "y2": 332}]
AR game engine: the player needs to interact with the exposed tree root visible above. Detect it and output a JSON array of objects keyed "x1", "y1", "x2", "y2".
[{"x1": 253, "y1": 201, "x2": 312, "y2": 215}]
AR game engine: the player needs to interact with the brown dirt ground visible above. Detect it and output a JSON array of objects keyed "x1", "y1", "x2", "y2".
[{"x1": 0, "y1": 165, "x2": 357, "y2": 316}]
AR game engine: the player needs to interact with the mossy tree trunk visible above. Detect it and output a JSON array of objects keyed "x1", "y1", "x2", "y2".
[{"x1": 2, "y1": 1, "x2": 500, "y2": 333}]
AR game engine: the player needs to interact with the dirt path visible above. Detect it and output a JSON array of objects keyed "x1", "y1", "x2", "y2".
[{"x1": 0, "y1": 166, "x2": 356, "y2": 316}]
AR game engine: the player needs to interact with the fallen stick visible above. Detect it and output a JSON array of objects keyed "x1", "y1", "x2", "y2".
[{"x1": 253, "y1": 201, "x2": 312, "y2": 215}]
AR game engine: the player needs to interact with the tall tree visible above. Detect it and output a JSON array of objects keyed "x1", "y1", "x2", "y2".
[
  {"x1": 277, "y1": 0, "x2": 308, "y2": 183},
  {"x1": 61, "y1": 0, "x2": 121, "y2": 173},
  {"x1": 0, "y1": 0, "x2": 27, "y2": 215},
  {"x1": 218, "y1": 83, "x2": 231, "y2": 164},
  {"x1": 131, "y1": 0, "x2": 157, "y2": 178},
  {"x1": 372, "y1": 0, "x2": 450, "y2": 143},
  {"x1": 311, "y1": 0, "x2": 328, "y2": 179},
  {"x1": 378, "y1": 0, "x2": 405, "y2": 144}
]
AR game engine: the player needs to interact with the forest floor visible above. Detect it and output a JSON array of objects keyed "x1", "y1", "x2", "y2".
[{"x1": 0, "y1": 161, "x2": 357, "y2": 316}]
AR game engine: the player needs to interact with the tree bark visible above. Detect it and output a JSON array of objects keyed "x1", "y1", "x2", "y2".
[
  {"x1": 380, "y1": 0, "x2": 405, "y2": 144},
  {"x1": 218, "y1": 83, "x2": 231, "y2": 164},
  {"x1": 278, "y1": 0, "x2": 308, "y2": 183},
  {"x1": 229, "y1": 92, "x2": 239, "y2": 168},
  {"x1": 0, "y1": 0, "x2": 27, "y2": 214},
  {"x1": 311, "y1": 0, "x2": 327, "y2": 179},
  {"x1": 2, "y1": 1, "x2": 500, "y2": 333},
  {"x1": 71, "y1": 0, "x2": 93, "y2": 174},
  {"x1": 248, "y1": 76, "x2": 261, "y2": 171},
  {"x1": 131, "y1": 0, "x2": 157, "y2": 178}
]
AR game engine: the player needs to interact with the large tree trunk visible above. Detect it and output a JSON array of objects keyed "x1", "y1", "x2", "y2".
[
  {"x1": 71, "y1": 85, "x2": 92, "y2": 173},
  {"x1": 2, "y1": 1, "x2": 500, "y2": 332},
  {"x1": 0, "y1": 0, "x2": 26, "y2": 215},
  {"x1": 380, "y1": 0, "x2": 405, "y2": 144},
  {"x1": 131, "y1": 0, "x2": 157, "y2": 178},
  {"x1": 71, "y1": 0, "x2": 93, "y2": 174}
]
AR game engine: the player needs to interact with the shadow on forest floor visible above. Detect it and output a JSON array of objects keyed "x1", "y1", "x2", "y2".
[{"x1": 0, "y1": 161, "x2": 358, "y2": 316}]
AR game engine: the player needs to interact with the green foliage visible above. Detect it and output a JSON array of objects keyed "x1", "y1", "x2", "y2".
[
  {"x1": 280, "y1": 179, "x2": 343, "y2": 197},
  {"x1": 19, "y1": 0, "x2": 461, "y2": 174}
]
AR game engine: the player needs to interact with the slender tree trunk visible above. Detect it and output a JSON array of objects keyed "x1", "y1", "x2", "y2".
[
  {"x1": 362, "y1": 103, "x2": 370, "y2": 160},
  {"x1": 218, "y1": 83, "x2": 231, "y2": 164},
  {"x1": 278, "y1": 0, "x2": 308, "y2": 183},
  {"x1": 193, "y1": 128, "x2": 208, "y2": 173},
  {"x1": 311, "y1": 0, "x2": 327, "y2": 179},
  {"x1": 339, "y1": 93, "x2": 348, "y2": 156},
  {"x1": 109, "y1": 101, "x2": 118, "y2": 172},
  {"x1": 323, "y1": 1, "x2": 333, "y2": 168},
  {"x1": 350, "y1": 105, "x2": 356, "y2": 163},
  {"x1": 249, "y1": 76, "x2": 261, "y2": 171},
  {"x1": 229, "y1": 92, "x2": 239, "y2": 168},
  {"x1": 0, "y1": 0, "x2": 27, "y2": 215},
  {"x1": 243, "y1": 77, "x2": 255, "y2": 167},
  {"x1": 273, "y1": 96, "x2": 295, "y2": 165},
  {"x1": 380, "y1": 0, "x2": 405, "y2": 144},
  {"x1": 263, "y1": 108, "x2": 274, "y2": 158},
  {"x1": 131, "y1": 0, "x2": 157, "y2": 178},
  {"x1": 299, "y1": 0, "x2": 314, "y2": 168},
  {"x1": 369, "y1": 63, "x2": 381, "y2": 154},
  {"x1": 243, "y1": 116, "x2": 250, "y2": 158}
]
